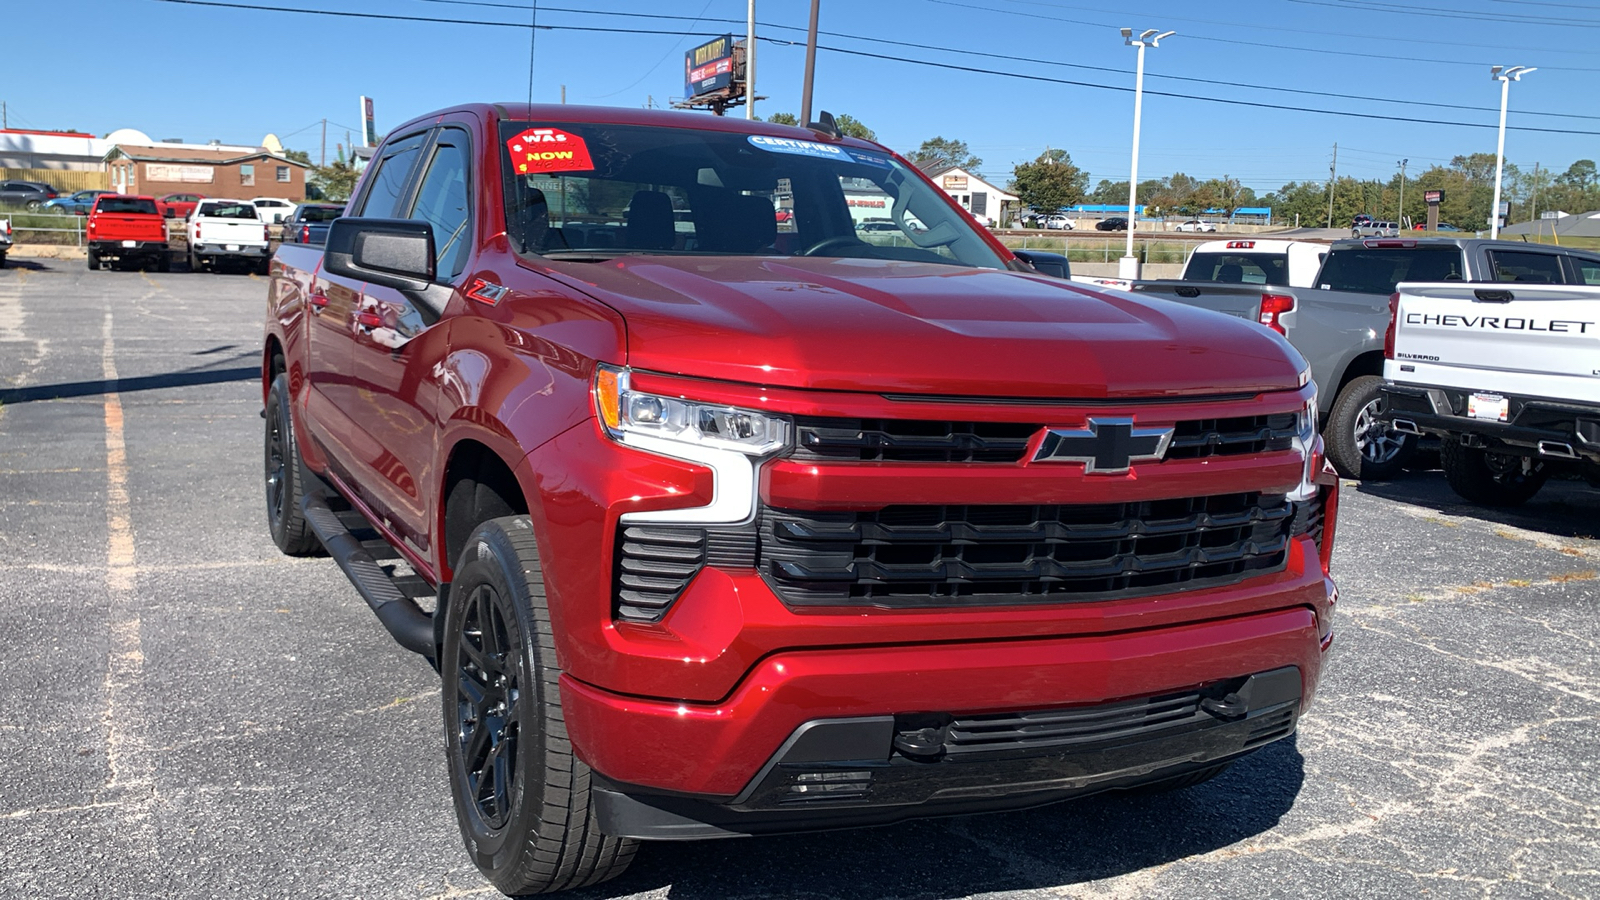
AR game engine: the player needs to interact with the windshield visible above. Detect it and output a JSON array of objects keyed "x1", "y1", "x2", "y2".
[
  {"x1": 1184, "y1": 252, "x2": 1290, "y2": 286},
  {"x1": 499, "y1": 121, "x2": 1005, "y2": 269},
  {"x1": 97, "y1": 197, "x2": 158, "y2": 215},
  {"x1": 199, "y1": 201, "x2": 260, "y2": 220},
  {"x1": 1317, "y1": 247, "x2": 1464, "y2": 294}
]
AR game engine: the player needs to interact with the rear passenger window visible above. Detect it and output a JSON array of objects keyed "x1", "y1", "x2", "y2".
[
  {"x1": 1490, "y1": 251, "x2": 1565, "y2": 284},
  {"x1": 407, "y1": 131, "x2": 472, "y2": 281},
  {"x1": 357, "y1": 131, "x2": 429, "y2": 218},
  {"x1": 1572, "y1": 259, "x2": 1600, "y2": 286}
]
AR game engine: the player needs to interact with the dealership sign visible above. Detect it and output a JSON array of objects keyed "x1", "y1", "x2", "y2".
[
  {"x1": 685, "y1": 34, "x2": 734, "y2": 99},
  {"x1": 145, "y1": 164, "x2": 213, "y2": 183},
  {"x1": 1424, "y1": 189, "x2": 1444, "y2": 203}
]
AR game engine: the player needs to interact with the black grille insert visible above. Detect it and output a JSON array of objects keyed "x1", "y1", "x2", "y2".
[
  {"x1": 761, "y1": 493, "x2": 1296, "y2": 608},
  {"x1": 791, "y1": 414, "x2": 1300, "y2": 464},
  {"x1": 613, "y1": 524, "x2": 757, "y2": 622}
]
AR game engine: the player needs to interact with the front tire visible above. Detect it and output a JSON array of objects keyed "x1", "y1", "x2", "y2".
[
  {"x1": 443, "y1": 517, "x2": 637, "y2": 896},
  {"x1": 264, "y1": 372, "x2": 320, "y2": 555},
  {"x1": 1441, "y1": 441, "x2": 1548, "y2": 507},
  {"x1": 1325, "y1": 375, "x2": 1414, "y2": 480}
]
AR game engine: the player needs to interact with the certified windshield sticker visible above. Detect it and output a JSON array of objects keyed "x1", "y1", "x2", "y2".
[
  {"x1": 748, "y1": 135, "x2": 853, "y2": 162},
  {"x1": 507, "y1": 128, "x2": 594, "y2": 175}
]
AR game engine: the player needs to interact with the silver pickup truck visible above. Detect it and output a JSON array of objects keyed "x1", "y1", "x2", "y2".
[{"x1": 1129, "y1": 238, "x2": 1600, "y2": 480}]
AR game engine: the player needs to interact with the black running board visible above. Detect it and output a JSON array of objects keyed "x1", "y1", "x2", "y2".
[{"x1": 301, "y1": 486, "x2": 437, "y2": 658}]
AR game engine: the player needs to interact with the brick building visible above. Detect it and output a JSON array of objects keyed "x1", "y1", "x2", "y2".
[{"x1": 104, "y1": 144, "x2": 310, "y2": 200}]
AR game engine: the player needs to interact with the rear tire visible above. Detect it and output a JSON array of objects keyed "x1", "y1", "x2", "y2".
[
  {"x1": 264, "y1": 372, "x2": 320, "y2": 555},
  {"x1": 443, "y1": 517, "x2": 637, "y2": 896},
  {"x1": 156, "y1": 253, "x2": 170, "y2": 273},
  {"x1": 1441, "y1": 441, "x2": 1548, "y2": 507},
  {"x1": 86, "y1": 250, "x2": 99, "y2": 271},
  {"x1": 1325, "y1": 375, "x2": 1413, "y2": 481},
  {"x1": 188, "y1": 249, "x2": 200, "y2": 272}
]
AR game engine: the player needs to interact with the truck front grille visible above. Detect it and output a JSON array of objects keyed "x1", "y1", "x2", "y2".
[
  {"x1": 943, "y1": 690, "x2": 1205, "y2": 755},
  {"x1": 760, "y1": 492, "x2": 1296, "y2": 608},
  {"x1": 791, "y1": 414, "x2": 1299, "y2": 464}
]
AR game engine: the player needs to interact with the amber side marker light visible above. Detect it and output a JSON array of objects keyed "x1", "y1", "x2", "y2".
[{"x1": 595, "y1": 367, "x2": 622, "y2": 430}]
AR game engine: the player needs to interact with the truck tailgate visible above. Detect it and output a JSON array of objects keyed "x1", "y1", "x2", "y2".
[
  {"x1": 1388, "y1": 284, "x2": 1600, "y2": 403},
  {"x1": 90, "y1": 214, "x2": 167, "y2": 242},
  {"x1": 1128, "y1": 282, "x2": 1269, "y2": 322},
  {"x1": 195, "y1": 219, "x2": 267, "y2": 245}
]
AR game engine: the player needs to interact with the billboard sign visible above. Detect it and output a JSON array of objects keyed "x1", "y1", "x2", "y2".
[
  {"x1": 1424, "y1": 189, "x2": 1444, "y2": 204},
  {"x1": 685, "y1": 34, "x2": 735, "y2": 99},
  {"x1": 360, "y1": 96, "x2": 377, "y2": 147},
  {"x1": 146, "y1": 164, "x2": 214, "y2": 184}
]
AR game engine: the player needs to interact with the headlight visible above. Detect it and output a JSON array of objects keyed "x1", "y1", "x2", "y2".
[
  {"x1": 1290, "y1": 388, "x2": 1319, "y2": 502},
  {"x1": 594, "y1": 365, "x2": 789, "y2": 525},
  {"x1": 594, "y1": 365, "x2": 790, "y2": 457}
]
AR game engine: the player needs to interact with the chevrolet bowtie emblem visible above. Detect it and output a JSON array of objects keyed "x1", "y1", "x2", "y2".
[{"x1": 1033, "y1": 418, "x2": 1174, "y2": 474}]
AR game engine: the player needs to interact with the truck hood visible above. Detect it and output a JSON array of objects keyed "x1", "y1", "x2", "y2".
[{"x1": 537, "y1": 256, "x2": 1303, "y2": 399}]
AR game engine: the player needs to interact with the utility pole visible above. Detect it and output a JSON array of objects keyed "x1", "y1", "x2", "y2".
[
  {"x1": 1326, "y1": 143, "x2": 1338, "y2": 229},
  {"x1": 745, "y1": 0, "x2": 757, "y2": 120},
  {"x1": 561, "y1": 84, "x2": 566, "y2": 104},
  {"x1": 320, "y1": 118, "x2": 327, "y2": 167},
  {"x1": 1532, "y1": 161, "x2": 1541, "y2": 221},
  {"x1": 1397, "y1": 158, "x2": 1408, "y2": 228},
  {"x1": 2, "y1": 101, "x2": 6, "y2": 129},
  {"x1": 800, "y1": 0, "x2": 821, "y2": 126}
]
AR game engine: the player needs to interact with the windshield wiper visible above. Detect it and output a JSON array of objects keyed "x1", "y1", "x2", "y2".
[{"x1": 539, "y1": 250, "x2": 622, "y2": 262}]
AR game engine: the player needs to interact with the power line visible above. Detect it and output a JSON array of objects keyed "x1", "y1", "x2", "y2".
[
  {"x1": 143, "y1": 0, "x2": 1600, "y2": 136},
  {"x1": 1287, "y1": 0, "x2": 1600, "y2": 27}
]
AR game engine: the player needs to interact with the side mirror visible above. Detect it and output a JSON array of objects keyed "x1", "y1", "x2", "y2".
[
  {"x1": 325, "y1": 217, "x2": 437, "y2": 292},
  {"x1": 1012, "y1": 248, "x2": 1071, "y2": 280}
]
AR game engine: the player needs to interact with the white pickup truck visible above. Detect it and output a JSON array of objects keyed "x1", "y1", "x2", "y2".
[
  {"x1": 187, "y1": 199, "x2": 272, "y2": 274},
  {"x1": 1381, "y1": 282, "x2": 1600, "y2": 506}
]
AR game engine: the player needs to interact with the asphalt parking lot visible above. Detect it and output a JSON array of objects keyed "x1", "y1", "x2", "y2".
[{"x1": 2, "y1": 258, "x2": 1597, "y2": 900}]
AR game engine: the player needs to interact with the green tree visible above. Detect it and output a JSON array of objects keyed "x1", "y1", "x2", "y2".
[
  {"x1": 764, "y1": 112, "x2": 798, "y2": 126},
  {"x1": 1008, "y1": 148, "x2": 1088, "y2": 214},
  {"x1": 833, "y1": 114, "x2": 876, "y2": 142},
  {"x1": 908, "y1": 136, "x2": 980, "y2": 171},
  {"x1": 310, "y1": 144, "x2": 360, "y2": 202},
  {"x1": 1089, "y1": 179, "x2": 1128, "y2": 205},
  {"x1": 1558, "y1": 159, "x2": 1597, "y2": 187}
]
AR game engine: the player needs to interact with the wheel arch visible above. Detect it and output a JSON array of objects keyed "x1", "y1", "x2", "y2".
[
  {"x1": 1331, "y1": 350, "x2": 1386, "y2": 407},
  {"x1": 439, "y1": 437, "x2": 533, "y2": 582}
]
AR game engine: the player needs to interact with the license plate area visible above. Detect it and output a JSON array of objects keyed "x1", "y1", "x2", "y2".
[
  {"x1": 226, "y1": 244, "x2": 240, "y2": 251},
  {"x1": 121, "y1": 240, "x2": 137, "y2": 247},
  {"x1": 1468, "y1": 393, "x2": 1509, "y2": 422}
]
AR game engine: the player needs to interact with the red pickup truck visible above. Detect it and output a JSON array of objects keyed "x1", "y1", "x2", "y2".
[
  {"x1": 262, "y1": 103, "x2": 1340, "y2": 894},
  {"x1": 86, "y1": 194, "x2": 170, "y2": 271}
]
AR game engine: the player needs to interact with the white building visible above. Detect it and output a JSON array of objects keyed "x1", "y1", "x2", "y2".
[{"x1": 921, "y1": 163, "x2": 1018, "y2": 227}]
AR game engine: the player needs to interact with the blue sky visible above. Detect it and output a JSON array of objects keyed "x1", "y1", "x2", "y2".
[{"x1": 6, "y1": 0, "x2": 1598, "y2": 191}]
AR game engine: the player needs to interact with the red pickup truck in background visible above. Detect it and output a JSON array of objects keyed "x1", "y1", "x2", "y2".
[
  {"x1": 262, "y1": 103, "x2": 1340, "y2": 894},
  {"x1": 86, "y1": 195, "x2": 170, "y2": 271}
]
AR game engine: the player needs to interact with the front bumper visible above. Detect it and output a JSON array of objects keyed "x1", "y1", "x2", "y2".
[
  {"x1": 586, "y1": 664, "x2": 1306, "y2": 839},
  {"x1": 1382, "y1": 384, "x2": 1600, "y2": 465}
]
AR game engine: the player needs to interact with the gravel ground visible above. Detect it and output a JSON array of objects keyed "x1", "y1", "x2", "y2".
[{"x1": 2, "y1": 257, "x2": 1596, "y2": 899}]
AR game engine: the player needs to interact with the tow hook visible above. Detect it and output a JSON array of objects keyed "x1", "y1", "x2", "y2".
[{"x1": 1200, "y1": 693, "x2": 1249, "y2": 721}]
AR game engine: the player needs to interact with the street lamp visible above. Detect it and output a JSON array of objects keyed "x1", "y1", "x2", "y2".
[
  {"x1": 1119, "y1": 27, "x2": 1175, "y2": 280},
  {"x1": 1396, "y1": 158, "x2": 1407, "y2": 228},
  {"x1": 1490, "y1": 65, "x2": 1535, "y2": 240}
]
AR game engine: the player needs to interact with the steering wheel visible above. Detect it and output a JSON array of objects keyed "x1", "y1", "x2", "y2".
[{"x1": 799, "y1": 235, "x2": 864, "y2": 257}]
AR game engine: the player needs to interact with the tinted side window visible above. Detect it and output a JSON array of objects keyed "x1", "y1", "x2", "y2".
[
  {"x1": 356, "y1": 131, "x2": 428, "y2": 218},
  {"x1": 407, "y1": 131, "x2": 472, "y2": 281},
  {"x1": 1489, "y1": 250, "x2": 1565, "y2": 284},
  {"x1": 1183, "y1": 252, "x2": 1289, "y2": 286},
  {"x1": 1573, "y1": 258, "x2": 1600, "y2": 286},
  {"x1": 1317, "y1": 248, "x2": 1464, "y2": 294}
]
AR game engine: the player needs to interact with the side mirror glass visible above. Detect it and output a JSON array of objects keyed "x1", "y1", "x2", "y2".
[{"x1": 325, "y1": 217, "x2": 438, "y2": 292}]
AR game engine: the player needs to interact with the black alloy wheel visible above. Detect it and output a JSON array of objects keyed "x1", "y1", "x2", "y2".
[
  {"x1": 451, "y1": 583, "x2": 522, "y2": 830},
  {"x1": 263, "y1": 373, "x2": 319, "y2": 555}
]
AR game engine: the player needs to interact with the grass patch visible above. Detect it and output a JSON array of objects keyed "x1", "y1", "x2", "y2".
[
  {"x1": 1, "y1": 209, "x2": 85, "y2": 246},
  {"x1": 1423, "y1": 516, "x2": 1462, "y2": 528},
  {"x1": 1000, "y1": 235, "x2": 1193, "y2": 265},
  {"x1": 1551, "y1": 570, "x2": 1596, "y2": 583}
]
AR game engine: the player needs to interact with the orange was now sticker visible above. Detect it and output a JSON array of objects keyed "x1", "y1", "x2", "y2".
[{"x1": 507, "y1": 127, "x2": 594, "y2": 175}]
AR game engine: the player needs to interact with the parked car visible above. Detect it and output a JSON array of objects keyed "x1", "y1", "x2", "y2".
[
  {"x1": 1351, "y1": 220, "x2": 1399, "y2": 238},
  {"x1": 0, "y1": 180, "x2": 60, "y2": 209},
  {"x1": 1096, "y1": 216, "x2": 1129, "y2": 231},
  {"x1": 0, "y1": 216, "x2": 11, "y2": 268},
  {"x1": 85, "y1": 195, "x2": 170, "y2": 271},
  {"x1": 1175, "y1": 219, "x2": 1216, "y2": 233},
  {"x1": 1044, "y1": 214, "x2": 1075, "y2": 230},
  {"x1": 263, "y1": 102, "x2": 1339, "y2": 896},
  {"x1": 855, "y1": 220, "x2": 899, "y2": 235},
  {"x1": 250, "y1": 197, "x2": 298, "y2": 224},
  {"x1": 1382, "y1": 278, "x2": 1600, "y2": 506},
  {"x1": 188, "y1": 199, "x2": 271, "y2": 273},
  {"x1": 43, "y1": 190, "x2": 114, "y2": 216},
  {"x1": 157, "y1": 193, "x2": 206, "y2": 219},
  {"x1": 278, "y1": 202, "x2": 344, "y2": 245}
]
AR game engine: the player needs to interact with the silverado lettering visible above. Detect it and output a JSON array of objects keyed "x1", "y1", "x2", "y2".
[{"x1": 262, "y1": 103, "x2": 1342, "y2": 895}]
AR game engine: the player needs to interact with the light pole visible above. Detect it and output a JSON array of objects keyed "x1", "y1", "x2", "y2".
[
  {"x1": 1119, "y1": 27, "x2": 1174, "y2": 280},
  {"x1": 1490, "y1": 65, "x2": 1534, "y2": 240},
  {"x1": 1396, "y1": 158, "x2": 1407, "y2": 228},
  {"x1": 745, "y1": 0, "x2": 757, "y2": 120}
]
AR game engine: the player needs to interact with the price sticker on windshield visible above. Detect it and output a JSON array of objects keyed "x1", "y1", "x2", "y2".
[{"x1": 506, "y1": 128, "x2": 594, "y2": 175}]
